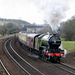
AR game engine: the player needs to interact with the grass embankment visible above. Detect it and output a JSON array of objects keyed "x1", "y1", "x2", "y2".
[
  {"x1": 61, "y1": 38, "x2": 75, "y2": 53},
  {"x1": 61, "y1": 38, "x2": 75, "y2": 66}
]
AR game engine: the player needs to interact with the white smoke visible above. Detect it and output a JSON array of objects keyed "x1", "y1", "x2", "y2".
[{"x1": 34, "y1": 0, "x2": 69, "y2": 31}]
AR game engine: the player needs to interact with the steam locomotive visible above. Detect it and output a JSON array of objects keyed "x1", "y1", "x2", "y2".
[{"x1": 18, "y1": 32, "x2": 65, "y2": 62}]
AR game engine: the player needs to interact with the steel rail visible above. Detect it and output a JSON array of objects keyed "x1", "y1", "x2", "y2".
[
  {"x1": 54, "y1": 63, "x2": 75, "y2": 75},
  {"x1": 39, "y1": 56, "x2": 75, "y2": 75},
  {"x1": 10, "y1": 40, "x2": 45, "y2": 75},
  {"x1": 60, "y1": 62, "x2": 75, "y2": 70},
  {"x1": 4, "y1": 38, "x2": 45, "y2": 75},
  {"x1": 4, "y1": 39, "x2": 31, "y2": 75},
  {"x1": 14, "y1": 37, "x2": 75, "y2": 75},
  {"x1": 18, "y1": 38, "x2": 75, "y2": 75},
  {"x1": 0, "y1": 59, "x2": 10, "y2": 75}
]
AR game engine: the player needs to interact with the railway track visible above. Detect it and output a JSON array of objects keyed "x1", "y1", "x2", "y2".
[
  {"x1": 0, "y1": 59, "x2": 10, "y2": 75},
  {"x1": 40, "y1": 56, "x2": 75, "y2": 75},
  {"x1": 4, "y1": 37, "x2": 75, "y2": 75},
  {"x1": 14, "y1": 37, "x2": 75, "y2": 75},
  {"x1": 40, "y1": 53, "x2": 75, "y2": 75},
  {"x1": 4, "y1": 38, "x2": 45, "y2": 75},
  {"x1": 53, "y1": 63, "x2": 75, "y2": 75}
]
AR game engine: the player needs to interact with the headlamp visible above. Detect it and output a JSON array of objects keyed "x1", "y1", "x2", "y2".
[{"x1": 48, "y1": 54, "x2": 50, "y2": 56}]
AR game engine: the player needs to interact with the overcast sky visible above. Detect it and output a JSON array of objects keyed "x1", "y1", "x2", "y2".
[{"x1": 0, "y1": 0, "x2": 75, "y2": 24}]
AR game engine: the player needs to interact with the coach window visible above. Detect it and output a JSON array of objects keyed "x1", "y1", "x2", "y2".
[{"x1": 31, "y1": 39, "x2": 33, "y2": 42}]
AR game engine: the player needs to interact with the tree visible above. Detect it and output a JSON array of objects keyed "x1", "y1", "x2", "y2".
[
  {"x1": 60, "y1": 16, "x2": 75, "y2": 41},
  {"x1": 0, "y1": 23, "x2": 20, "y2": 35},
  {"x1": 0, "y1": 26, "x2": 5, "y2": 36}
]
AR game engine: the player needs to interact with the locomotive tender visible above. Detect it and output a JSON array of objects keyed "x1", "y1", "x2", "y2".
[{"x1": 18, "y1": 32, "x2": 65, "y2": 62}]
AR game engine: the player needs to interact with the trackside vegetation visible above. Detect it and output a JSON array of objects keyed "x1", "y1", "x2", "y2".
[{"x1": 62, "y1": 41, "x2": 75, "y2": 53}]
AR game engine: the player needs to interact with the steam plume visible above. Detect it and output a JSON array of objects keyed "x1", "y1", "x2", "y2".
[{"x1": 34, "y1": 0, "x2": 69, "y2": 31}]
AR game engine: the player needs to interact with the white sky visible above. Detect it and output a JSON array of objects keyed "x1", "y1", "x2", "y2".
[
  {"x1": 63, "y1": 0, "x2": 75, "y2": 21},
  {"x1": 0, "y1": 0, "x2": 75, "y2": 24}
]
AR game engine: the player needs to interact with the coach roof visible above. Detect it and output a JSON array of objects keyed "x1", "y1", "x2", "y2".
[{"x1": 27, "y1": 34, "x2": 37, "y2": 37}]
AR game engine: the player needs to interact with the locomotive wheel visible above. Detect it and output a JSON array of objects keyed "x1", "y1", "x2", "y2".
[
  {"x1": 29, "y1": 48, "x2": 31, "y2": 51},
  {"x1": 57, "y1": 58, "x2": 60, "y2": 63},
  {"x1": 41, "y1": 50, "x2": 48, "y2": 61},
  {"x1": 50, "y1": 57, "x2": 60, "y2": 63},
  {"x1": 29, "y1": 48, "x2": 33, "y2": 52},
  {"x1": 39, "y1": 49, "x2": 42, "y2": 57}
]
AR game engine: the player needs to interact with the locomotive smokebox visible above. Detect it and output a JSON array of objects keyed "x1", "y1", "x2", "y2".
[{"x1": 48, "y1": 34, "x2": 61, "y2": 49}]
